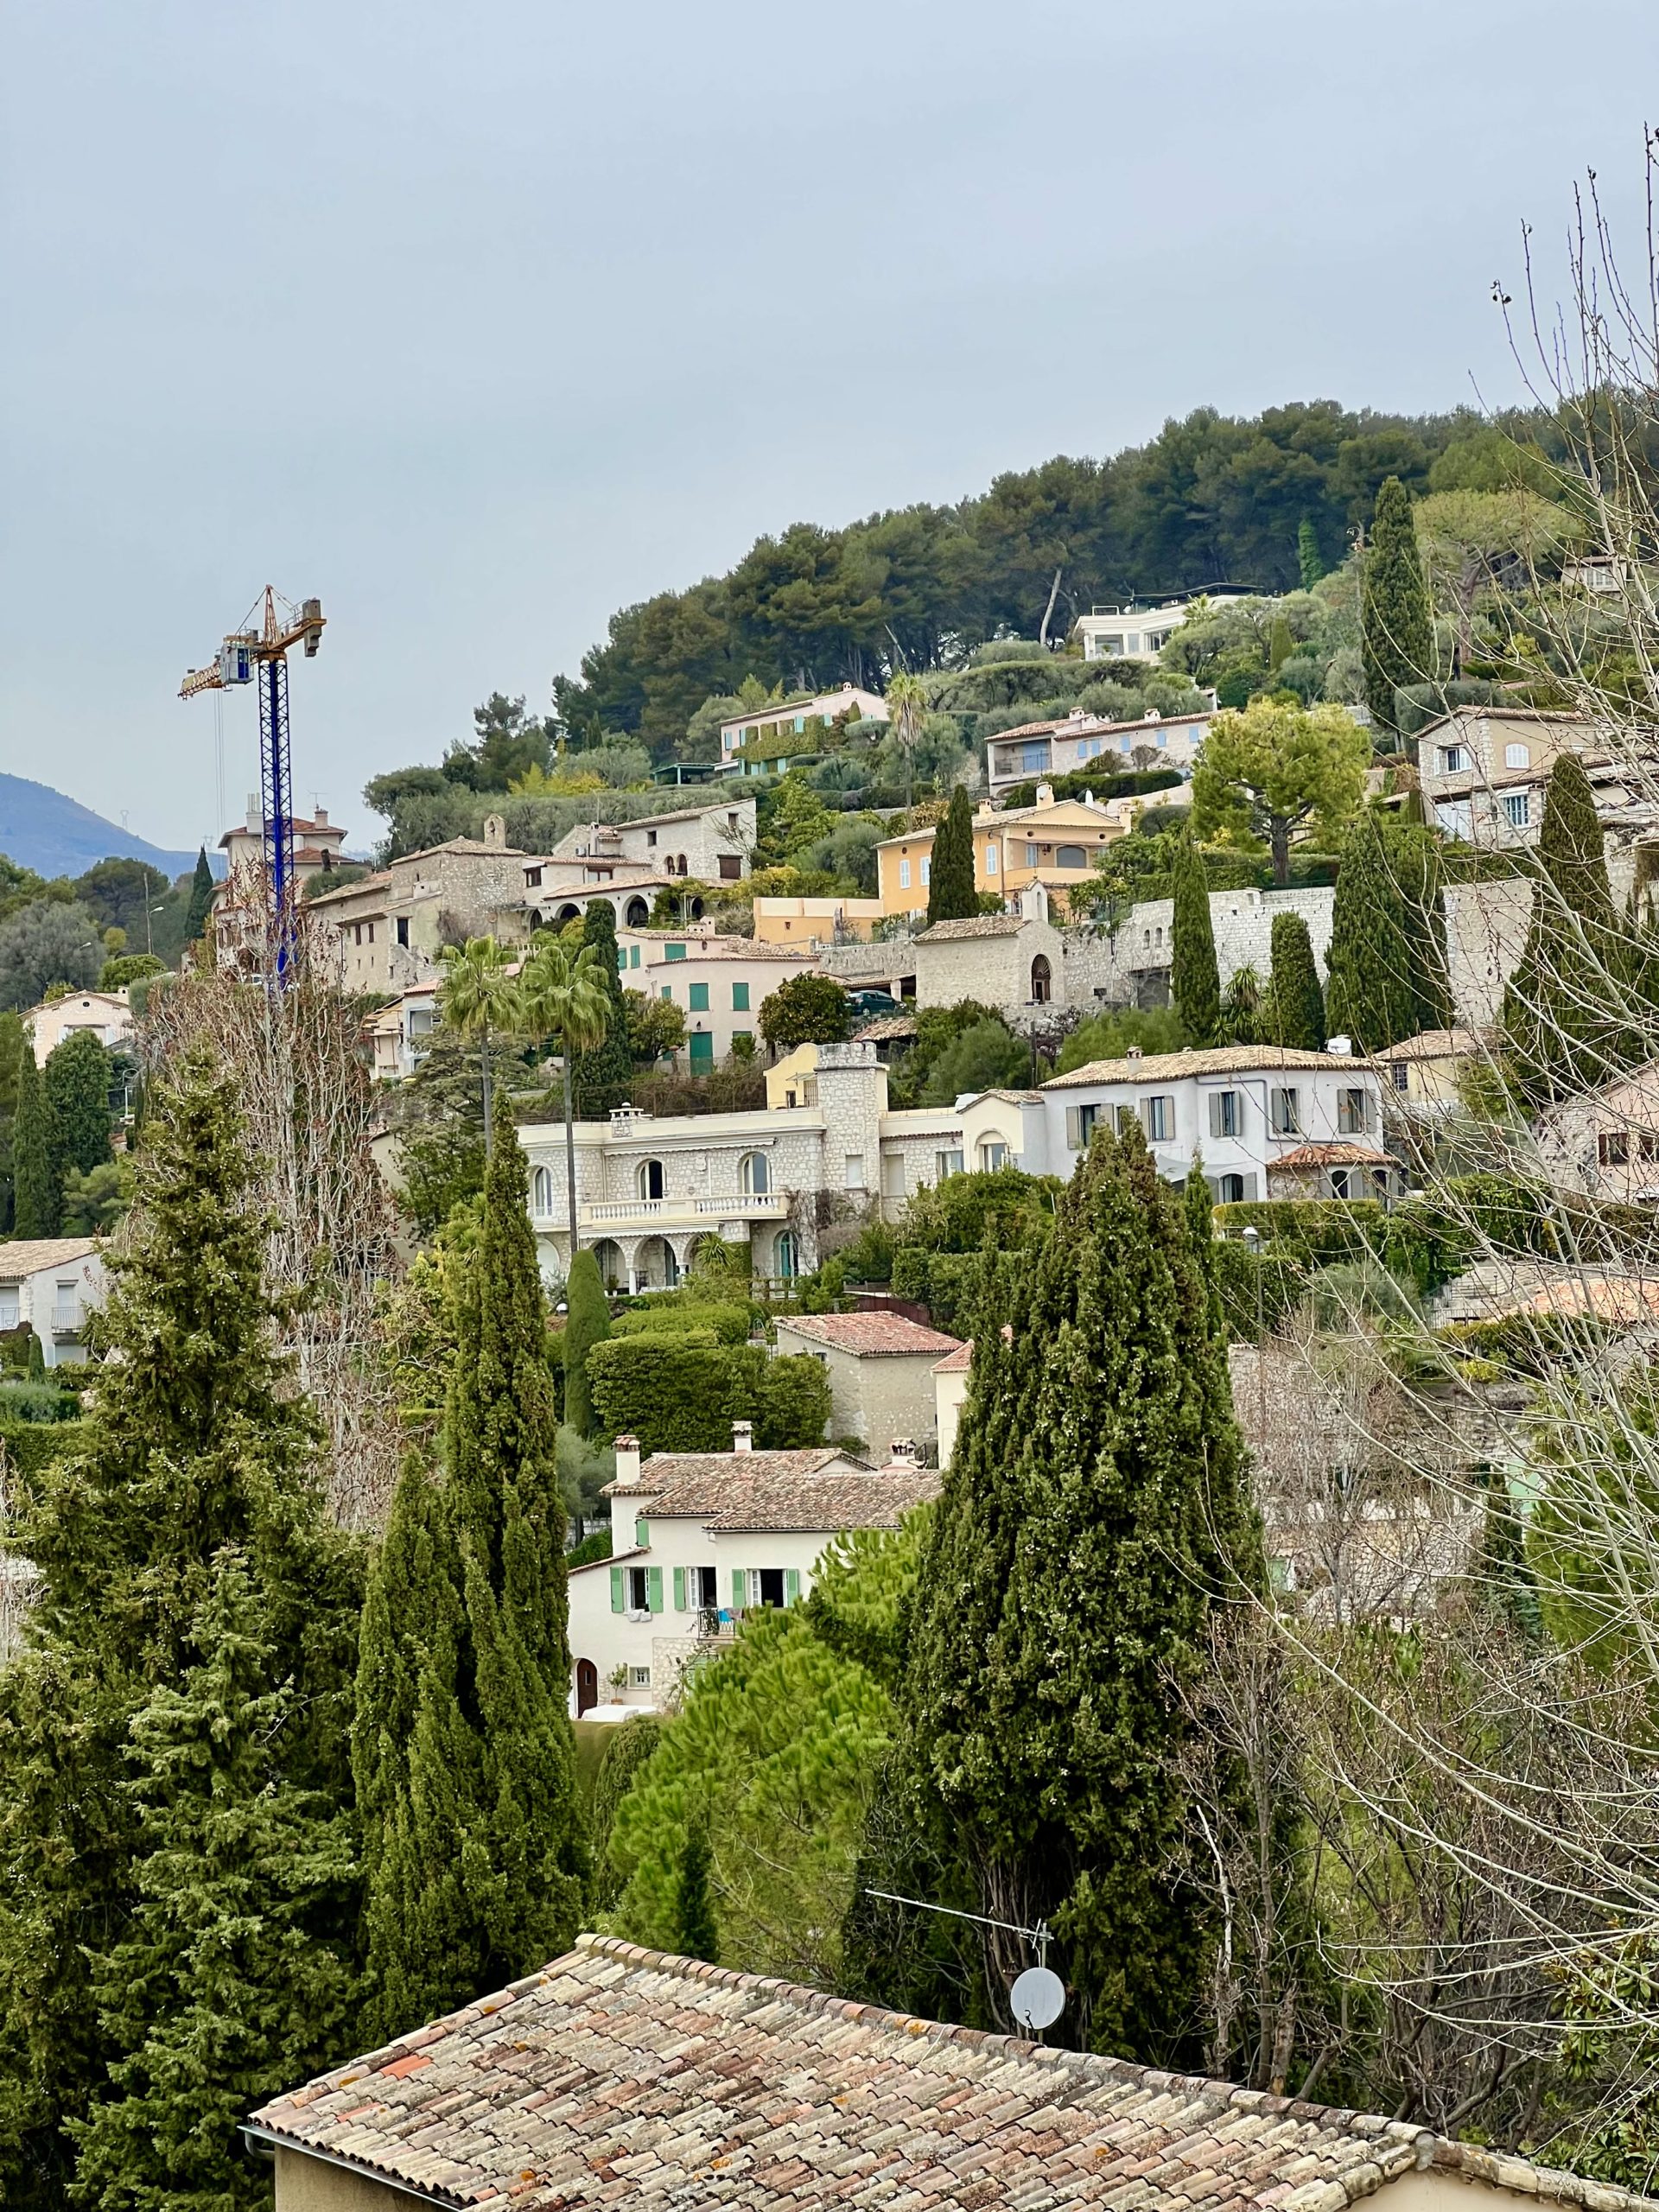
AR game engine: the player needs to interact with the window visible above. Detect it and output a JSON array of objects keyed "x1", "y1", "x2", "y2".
[
  {"x1": 1338, "y1": 1087, "x2": 1370, "y2": 1135},
  {"x1": 980, "y1": 1139, "x2": 1009, "y2": 1171},
  {"x1": 629, "y1": 1666, "x2": 652, "y2": 1688},
  {"x1": 1030, "y1": 955, "x2": 1052, "y2": 1003},
  {"x1": 0, "y1": 1288, "x2": 16, "y2": 1330},
  {"x1": 630, "y1": 944, "x2": 640, "y2": 967},
  {"x1": 1504, "y1": 741, "x2": 1530, "y2": 768},
  {"x1": 1219, "y1": 1173, "x2": 1246, "y2": 1205},
  {"x1": 638, "y1": 1159, "x2": 664, "y2": 1200},
  {"x1": 689, "y1": 1030, "x2": 715, "y2": 1068},
  {"x1": 749, "y1": 1567, "x2": 790, "y2": 1609},
  {"x1": 646, "y1": 830, "x2": 658, "y2": 846},
  {"x1": 626, "y1": 1566, "x2": 653, "y2": 1612},
  {"x1": 741, "y1": 1151, "x2": 770, "y2": 1195},
  {"x1": 1599, "y1": 1130, "x2": 1631, "y2": 1166},
  {"x1": 1329, "y1": 1168, "x2": 1354, "y2": 1201},
  {"x1": 1115, "y1": 1104, "x2": 1138, "y2": 1136},
  {"x1": 665, "y1": 942, "x2": 686, "y2": 961},
  {"x1": 774, "y1": 1230, "x2": 798, "y2": 1279},
  {"x1": 1208, "y1": 1090, "x2": 1240, "y2": 1139},
  {"x1": 985, "y1": 842, "x2": 999, "y2": 874},
  {"x1": 1503, "y1": 791, "x2": 1531, "y2": 830},
  {"x1": 525, "y1": 866, "x2": 543, "y2": 887},
  {"x1": 1055, "y1": 844, "x2": 1088, "y2": 869},
  {"x1": 660, "y1": 984, "x2": 674, "y2": 1001},
  {"x1": 1064, "y1": 1102, "x2": 1100, "y2": 1149},
  {"x1": 396, "y1": 917, "x2": 409, "y2": 946},
  {"x1": 1121, "y1": 734, "x2": 1133, "y2": 753},
  {"x1": 688, "y1": 982, "x2": 709, "y2": 1011},
  {"x1": 844, "y1": 1153, "x2": 866, "y2": 1189},
  {"x1": 936, "y1": 1148, "x2": 965, "y2": 1180},
  {"x1": 899, "y1": 857, "x2": 912, "y2": 889},
  {"x1": 530, "y1": 1165, "x2": 554, "y2": 1216},
  {"x1": 1270, "y1": 1087, "x2": 1300, "y2": 1135},
  {"x1": 920, "y1": 856, "x2": 931, "y2": 886},
  {"x1": 1434, "y1": 799, "x2": 1472, "y2": 841},
  {"x1": 1025, "y1": 842, "x2": 1039, "y2": 868},
  {"x1": 1392, "y1": 1063, "x2": 1410, "y2": 1093},
  {"x1": 718, "y1": 854, "x2": 742, "y2": 880},
  {"x1": 1441, "y1": 744, "x2": 1470, "y2": 773},
  {"x1": 1144, "y1": 1095, "x2": 1174, "y2": 1142},
  {"x1": 1020, "y1": 741, "x2": 1051, "y2": 772},
  {"x1": 367, "y1": 923, "x2": 375, "y2": 943},
  {"x1": 1125, "y1": 633, "x2": 1141, "y2": 654},
  {"x1": 677, "y1": 1564, "x2": 717, "y2": 1611}
]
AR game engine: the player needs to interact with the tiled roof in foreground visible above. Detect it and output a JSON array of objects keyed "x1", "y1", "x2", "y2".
[{"x1": 251, "y1": 1936, "x2": 1651, "y2": 2212}]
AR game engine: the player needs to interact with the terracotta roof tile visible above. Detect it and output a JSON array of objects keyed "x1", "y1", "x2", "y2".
[
  {"x1": 1270, "y1": 1144, "x2": 1393, "y2": 1170},
  {"x1": 251, "y1": 1939, "x2": 1649, "y2": 2212},
  {"x1": 775, "y1": 1313, "x2": 965, "y2": 1358},
  {"x1": 1045, "y1": 1046, "x2": 1365, "y2": 1089},
  {"x1": 914, "y1": 915, "x2": 1027, "y2": 943}
]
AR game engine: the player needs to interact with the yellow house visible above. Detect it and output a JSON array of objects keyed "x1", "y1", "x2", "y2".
[
  {"x1": 875, "y1": 785, "x2": 1128, "y2": 919},
  {"x1": 752, "y1": 894, "x2": 886, "y2": 946},
  {"x1": 1371, "y1": 1028, "x2": 1491, "y2": 1112}
]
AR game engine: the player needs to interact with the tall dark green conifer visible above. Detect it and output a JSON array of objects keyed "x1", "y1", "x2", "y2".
[
  {"x1": 11, "y1": 1042, "x2": 56, "y2": 1238},
  {"x1": 926, "y1": 785, "x2": 978, "y2": 925},
  {"x1": 563, "y1": 1248, "x2": 610, "y2": 1439},
  {"x1": 356, "y1": 1103, "x2": 586, "y2": 2044},
  {"x1": 569, "y1": 900, "x2": 632, "y2": 1114},
  {"x1": 1361, "y1": 477, "x2": 1433, "y2": 739},
  {"x1": 1381, "y1": 815, "x2": 1454, "y2": 1035},
  {"x1": 43, "y1": 1032, "x2": 112, "y2": 1189},
  {"x1": 1325, "y1": 811, "x2": 1417, "y2": 1053},
  {"x1": 1297, "y1": 518, "x2": 1325, "y2": 590},
  {"x1": 874, "y1": 1122, "x2": 1257, "y2": 2058},
  {"x1": 1264, "y1": 912, "x2": 1325, "y2": 1051},
  {"x1": 673, "y1": 1821, "x2": 720, "y2": 1964},
  {"x1": 183, "y1": 848, "x2": 216, "y2": 946},
  {"x1": 0, "y1": 1052, "x2": 359, "y2": 2208},
  {"x1": 1503, "y1": 753, "x2": 1630, "y2": 1103},
  {"x1": 1170, "y1": 832, "x2": 1221, "y2": 1046}
]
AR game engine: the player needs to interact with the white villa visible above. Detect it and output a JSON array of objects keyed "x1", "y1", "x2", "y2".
[{"x1": 0, "y1": 1237, "x2": 106, "y2": 1367}]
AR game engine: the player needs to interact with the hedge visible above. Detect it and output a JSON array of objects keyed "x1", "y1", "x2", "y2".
[
  {"x1": 609, "y1": 1305, "x2": 753, "y2": 1346},
  {"x1": 888, "y1": 1249, "x2": 983, "y2": 1334},
  {"x1": 0, "y1": 1417, "x2": 87, "y2": 1481},
  {"x1": 584, "y1": 1340, "x2": 831, "y2": 1455},
  {"x1": 995, "y1": 767, "x2": 1182, "y2": 811}
]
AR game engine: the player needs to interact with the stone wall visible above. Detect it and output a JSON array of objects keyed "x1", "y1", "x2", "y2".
[
  {"x1": 1442, "y1": 878, "x2": 1533, "y2": 1028},
  {"x1": 915, "y1": 916, "x2": 1065, "y2": 1013}
]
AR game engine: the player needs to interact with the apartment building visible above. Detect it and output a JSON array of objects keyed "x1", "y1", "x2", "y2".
[
  {"x1": 614, "y1": 925, "x2": 819, "y2": 1070},
  {"x1": 1075, "y1": 587, "x2": 1248, "y2": 661},
  {"x1": 983, "y1": 706, "x2": 1212, "y2": 796}
]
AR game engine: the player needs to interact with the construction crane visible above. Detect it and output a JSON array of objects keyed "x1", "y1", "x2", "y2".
[{"x1": 181, "y1": 588, "x2": 326, "y2": 976}]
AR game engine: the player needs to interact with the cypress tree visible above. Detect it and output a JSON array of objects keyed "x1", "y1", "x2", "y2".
[
  {"x1": 1361, "y1": 477, "x2": 1433, "y2": 739},
  {"x1": 43, "y1": 1031, "x2": 112, "y2": 1186},
  {"x1": 672, "y1": 1820, "x2": 720, "y2": 1964},
  {"x1": 926, "y1": 785, "x2": 979, "y2": 924},
  {"x1": 69, "y1": 1548, "x2": 358, "y2": 2211},
  {"x1": 1263, "y1": 912, "x2": 1325, "y2": 1051},
  {"x1": 0, "y1": 1050, "x2": 359, "y2": 2206},
  {"x1": 1170, "y1": 832, "x2": 1221, "y2": 1046},
  {"x1": 1381, "y1": 815, "x2": 1454, "y2": 1034},
  {"x1": 183, "y1": 847, "x2": 216, "y2": 945},
  {"x1": 569, "y1": 899, "x2": 632, "y2": 1115},
  {"x1": 882, "y1": 1122, "x2": 1257, "y2": 2058},
  {"x1": 563, "y1": 1247, "x2": 611, "y2": 1439},
  {"x1": 11, "y1": 1040, "x2": 57, "y2": 1237},
  {"x1": 1268, "y1": 615, "x2": 1294, "y2": 672},
  {"x1": 356, "y1": 1103, "x2": 586, "y2": 2044},
  {"x1": 1325, "y1": 810, "x2": 1417, "y2": 1053},
  {"x1": 1503, "y1": 753, "x2": 1629, "y2": 1103},
  {"x1": 1297, "y1": 517, "x2": 1325, "y2": 590}
]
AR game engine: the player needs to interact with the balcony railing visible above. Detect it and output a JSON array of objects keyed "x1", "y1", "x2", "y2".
[
  {"x1": 51, "y1": 1308, "x2": 81, "y2": 1336},
  {"x1": 534, "y1": 1189, "x2": 787, "y2": 1231}
]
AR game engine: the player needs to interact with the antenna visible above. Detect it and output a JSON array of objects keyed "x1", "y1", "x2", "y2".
[{"x1": 861, "y1": 1889, "x2": 1067, "y2": 2036}]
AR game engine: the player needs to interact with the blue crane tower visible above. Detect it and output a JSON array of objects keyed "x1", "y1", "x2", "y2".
[{"x1": 181, "y1": 588, "x2": 325, "y2": 978}]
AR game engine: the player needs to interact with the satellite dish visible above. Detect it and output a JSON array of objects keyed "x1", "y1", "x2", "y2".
[{"x1": 1008, "y1": 1965, "x2": 1065, "y2": 2032}]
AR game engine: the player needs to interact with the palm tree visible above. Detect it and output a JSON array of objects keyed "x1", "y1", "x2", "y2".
[
  {"x1": 437, "y1": 935, "x2": 523, "y2": 1158},
  {"x1": 886, "y1": 670, "x2": 928, "y2": 824},
  {"x1": 518, "y1": 933, "x2": 611, "y2": 1257}
]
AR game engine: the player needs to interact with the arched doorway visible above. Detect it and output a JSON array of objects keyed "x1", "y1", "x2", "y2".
[
  {"x1": 635, "y1": 1236, "x2": 680, "y2": 1290},
  {"x1": 556, "y1": 902, "x2": 582, "y2": 925},
  {"x1": 625, "y1": 895, "x2": 651, "y2": 927},
  {"x1": 575, "y1": 1659, "x2": 598, "y2": 1714},
  {"x1": 638, "y1": 1158, "x2": 664, "y2": 1201},
  {"x1": 591, "y1": 1238, "x2": 625, "y2": 1291},
  {"x1": 1030, "y1": 954, "x2": 1052, "y2": 1004}
]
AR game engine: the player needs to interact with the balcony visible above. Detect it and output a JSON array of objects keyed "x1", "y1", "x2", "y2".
[
  {"x1": 531, "y1": 1190, "x2": 787, "y2": 1234},
  {"x1": 51, "y1": 1307, "x2": 82, "y2": 1339}
]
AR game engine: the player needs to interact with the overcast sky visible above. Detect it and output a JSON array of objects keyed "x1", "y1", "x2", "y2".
[{"x1": 2, "y1": 0, "x2": 1653, "y2": 858}]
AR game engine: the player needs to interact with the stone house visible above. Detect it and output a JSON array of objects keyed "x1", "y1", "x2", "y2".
[
  {"x1": 308, "y1": 817, "x2": 531, "y2": 993},
  {"x1": 1535, "y1": 1059, "x2": 1659, "y2": 1202},
  {"x1": 913, "y1": 893, "x2": 1065, "y2": 1014},
  {"x1": 770, "y1": 1310, "x2": 964, "y2": 1456},
  {"x1": 1373, "y1": 1028, "x2": 1491, "y2": 1119},
  {"x1": 0, "y1": 1237, "x2": 106, "y2": 1368},
  {"x1": 564, "y1": 1430, "x2": 925, "y2": 1716},
  {"x1": 543, "y1": 797, "x2": 754, "y2": 882},
  {"x1": 250, "y1": 1931, "x2": 1644, "y2": 2212},
  {"x1": 1416, "y1": 704, "x2": 1658, "y2": 854}
]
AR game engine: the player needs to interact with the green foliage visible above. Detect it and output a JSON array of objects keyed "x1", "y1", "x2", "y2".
[
  {"x1": 672, "y1": 1822, "x2": 721, "y2": 1964},
  {"x1": 11, "y1": 1040, "x2": 56, "y2": 1237},
  {"x1": 1191, "y1": 696, "x2": 1369, "y2": 884},
  {"x1": 0, "y1": 1378, "x2": 76, "y2": 1423},
  {"x1": 355, "y1": 1111, "x2": 585, "y2": 2044},
  {"x1": 926, "y1": 785, "x2": 978, "y2": 925},
  {"x1": 59, "y1": 1160, "x2": 131, "y2": 1238},
  {"x1": 556, "y1": 1427, "x2": 615, "y2": 1536},
  {"x1": 587, "y1": 1716, "x2": 664, "y2": 1913},
  {"x1": 569, "y1": 899, "x2": 634, "y2": 1114},
  {"x1": 562, "y1": 1249, "x2": 611, "y2": 1438},
  {"x1": 583, "y1": 1338, "x2": 831, "y2": 1453},
  {"x1": 1263, "y1": 912, "x2": 1325, "y2": 1050},
  {"x1": 442, "y1": 692, "x2": 555, "y2": 791},
  {"x1": 885, "y1": 1000, "x2": 1002, "y2": 1107},
  {"x1": 758, "y1": 971, "x2": 851, "y2": 1052},
  {"x1": 897, "y1": 1166, "x2": 1059, "y2": 1255},
  {"x1": 887, "y1": 1249, "x2": 983, "y2": 1332},
  {"x1": 1055, "y1": 1004, "x2": 1186, "y2": 1073},
  {"x1": 1324, "y1": 810, "x2": 1418, "y2": 1052},
  {"x1": 1361, "y1": 476, "x2": 1434, "y2": 736},
  {"x1": 804, "y1": 1513, "x2": 934, "y2": 1694},
  {"x1": 0, "y1": 1051, "x2": 359, "y2": 2205},
  {"x1": 610, "y1": 1301, "x2": 752, "y2": 1346},
  {"x1": 0, "y1": 900, "x2": 103, "y2": 1014},
  {"x1": 43, "y1": 1030, "x2": 112, "y2": 1185},
  {"x1": 182, "y1": 849, "x2": 216, "y2": 946},
  {"x1": 1380, "y1": 814, "x2": 1454, "y2": 1034},
  {"x1": 386, "y1": 1034, "x2": 491, "y2": 1236},
  {"x1": 752, "y1": 1351, "x2": 832, "y2": 1448},
  {"x1": 98, "y1": 954, "x2": 164, "y2": 991},
  {"x1": 1170, "y1": 830, "x2": 1221, "y2": 1046},
  {"x1": 1297, "y1": 517, "x2": 1325, "y2": 589},
  {"x1": 867, "y1": 1122, "x2": 1259, "y2": 2057},
  {"x1": 622, "y1": 987, "x2": 685, "y2": 1065},
  {"x1": 918, "y1": 1018, "x2": 1030, "y2": 1105}
]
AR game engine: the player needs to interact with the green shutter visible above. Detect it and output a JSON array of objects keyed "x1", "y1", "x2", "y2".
[
  {"x1": 732, "y1": 1569, "x2": 746, "y2": 1609},
  {"x1": 785, "y1": 1568, "x2": 802, "y2": 1606},
  {"x1": 646, "y1": 1566, "x2": 664, "y2": 1613},
  {"x1": 609, "y1": 1566, "x2": 624, "y2": 1615},
  {"x1": 731, "y1": 981, "x2": 750, "y2": 1011},
  {"x1": 673, "y1": 1565, "x2": 686, "y2": 1611},
  {"x1": 635, "y1": 1516, "x2": 648, "y2": 1548},
  {"x1": 689, "y1": 1031, "x2": 715, "y2": 1069}
]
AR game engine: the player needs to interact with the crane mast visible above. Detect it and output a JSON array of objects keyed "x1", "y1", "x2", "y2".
[{"x1": 181, "y1": 588, "x2": 325, "y2": 980}]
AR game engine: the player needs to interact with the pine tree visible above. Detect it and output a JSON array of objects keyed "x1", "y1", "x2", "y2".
[
  {"x1": 926, "y1": 785, "x2": 979, "y2": 925},
  {"x1": 11, "y1": 1040, "x2": 57, "y2": 1238},
  {"x1": 569, "y1": 899, "x2": 632, "y2": 1115},
  {"x1": 1263, "y1": 912, "x2": 1325, "y2": 1051},
  {"x1": 1361, "y1": 477, "x2": 1433, "y2": 739},
  {"x1": 356, "y1": 1104, "x2": 586, "y2": 2044},
  {"x1": 68, "y1": 1549, "x2": 358, "y2": 2211},
  {"x1": 43, "y1": 1032, "x2": 112, "y2": 1187},
  {"x1": 1170, "y1": 832, "x2": 1220, "y2": 1046},
  {"x1": 1324, "y1": 810, "x2": 1417, "y2": 1052},
  {"x1": 563, "y1": 1247, "x2": 611, "y2": 1439},
  {"x1": 0, "y1": 1050, "x2": 359, "y2": 2207},
  {"x1": 672, "y1": 1821, "x2": 720, "y2": 1964},
  {"x1": 880, "y1": 1122, "x2": 1258, "y2": 2058},
  {"x1": 183, "y1": 847, "x2": 216, "y2": 945},
  {"x1": 1297, "y1": 517, "x2": 1325, "y2": 590},
  {"x1": 1503, "y1": 753, "x2": 1630, "y2": 1103}
]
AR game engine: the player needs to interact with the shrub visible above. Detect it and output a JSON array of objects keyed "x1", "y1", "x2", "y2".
[
  {"x1": 0, "y1": 1415, "x2": 86, "y2": 1479},
  {"x1": 752, "y1": 1353, "x2": 832, "y2": 1449},
  {"x1": 888, "y1": 1249, "x2": 983, "y2": 1333},
  {"x1": 836, "y1": 1219, "x2": 895, "y2": 1284},
  {"x1": 610, "y1": 1304, "x2": 752, "y2": 1346},
  {"x1": 586, "y1": 1338, "x2": 743, "y2": 1453},
  {"x1": 0, "y1": 1380, "x2": 77, "y2": 1424}
]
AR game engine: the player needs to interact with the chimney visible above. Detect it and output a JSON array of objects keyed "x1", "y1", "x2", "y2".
[
  {"x1": 314, "y1": 805, "x2": 329, "y2": 828},
  {"x1": 1125, "y1": 1045, "x2": 1142, "y2": 1060},
  {"x1": 1325, "y1": 1035, "x2": 1354, "y2": 1056},
  {"x1": 732, "y1": 1420, "x2": 753, "y2": 1454},
  {"x1": 245, "y1": 794, "x2": 261, "y2": 835},
  {"x1": 1035, "y1": 781, "x2": 1054, "y2": 806},
  {"x1": 482, "y1": 813, "x2": 506, "y2": 851},
  {"x1": 613, "y1": 1434, "x2": 641, "y2": 1485},
  {"x1": 887, "y1": 1439, "x2": 918, "y2": 1468},
  {"x1": 608, "y1": 1435, "x2": 644, "y2": 1559}
]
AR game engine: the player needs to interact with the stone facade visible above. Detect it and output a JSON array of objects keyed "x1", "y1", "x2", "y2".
[
  {"x1": 1442, "y1": 878, "x2": 1534, "y2": 1028},
  {"x1": 914, "y1": 897, "x2": 1065, "y2": 1015},
  {"x1": 308, "y1": 820, "x2": 530, "y2": 993}
]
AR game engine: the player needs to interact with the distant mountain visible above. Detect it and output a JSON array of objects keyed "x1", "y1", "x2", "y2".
[{"x1": 0, "y1": 773, "x2": 213, "y2": 883}]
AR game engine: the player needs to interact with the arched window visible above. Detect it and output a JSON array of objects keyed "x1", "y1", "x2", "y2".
[
  {"x1": 625, "y1": 895, "x2": 650, "y2": 927},
  {"x1": 741, "y1": 1151, "x2": 771, "y2": 1196},
  {"x1": 637, "y1": 1159, "x2": 664, "y2": 1201},
  {"x1": 979, "y1": 1139, "x2": 1008, "y2": 1171},
  {"x1": 530, "y1": 1165, "x2": 553, "y2": 1216},
  {"x1": 1055, "y1": 844, "x2": 1088, "y2": 869},
  {"x1": 556, "y1": 903, "x2": 581, "y2": 925},
  {"x1": 1219, "y1": 1173, "x2": 1245, "y2": 1205},
  {"x1": 1504, "y1": 741, "x2": 1530, "y2": 769},
  {"x1": 774, "y1": 1230, "x2": 798, "y2": 1280},
  {"x1": 1030, "y1": 955, "x2": 1052, "y2": 1004}
]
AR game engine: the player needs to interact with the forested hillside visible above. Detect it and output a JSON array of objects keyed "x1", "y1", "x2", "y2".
[{"x1": 552, "y1": 399, "x2": 1527, "y2": 755}]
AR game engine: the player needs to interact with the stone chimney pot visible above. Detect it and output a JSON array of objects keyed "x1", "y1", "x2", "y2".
[
  {"x1": 732, "y1": 1420, "x2": 753, "y2": 1454},
  {"x1": 613, "y1": 1435, "x2": 642, "y2": 1485}
]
